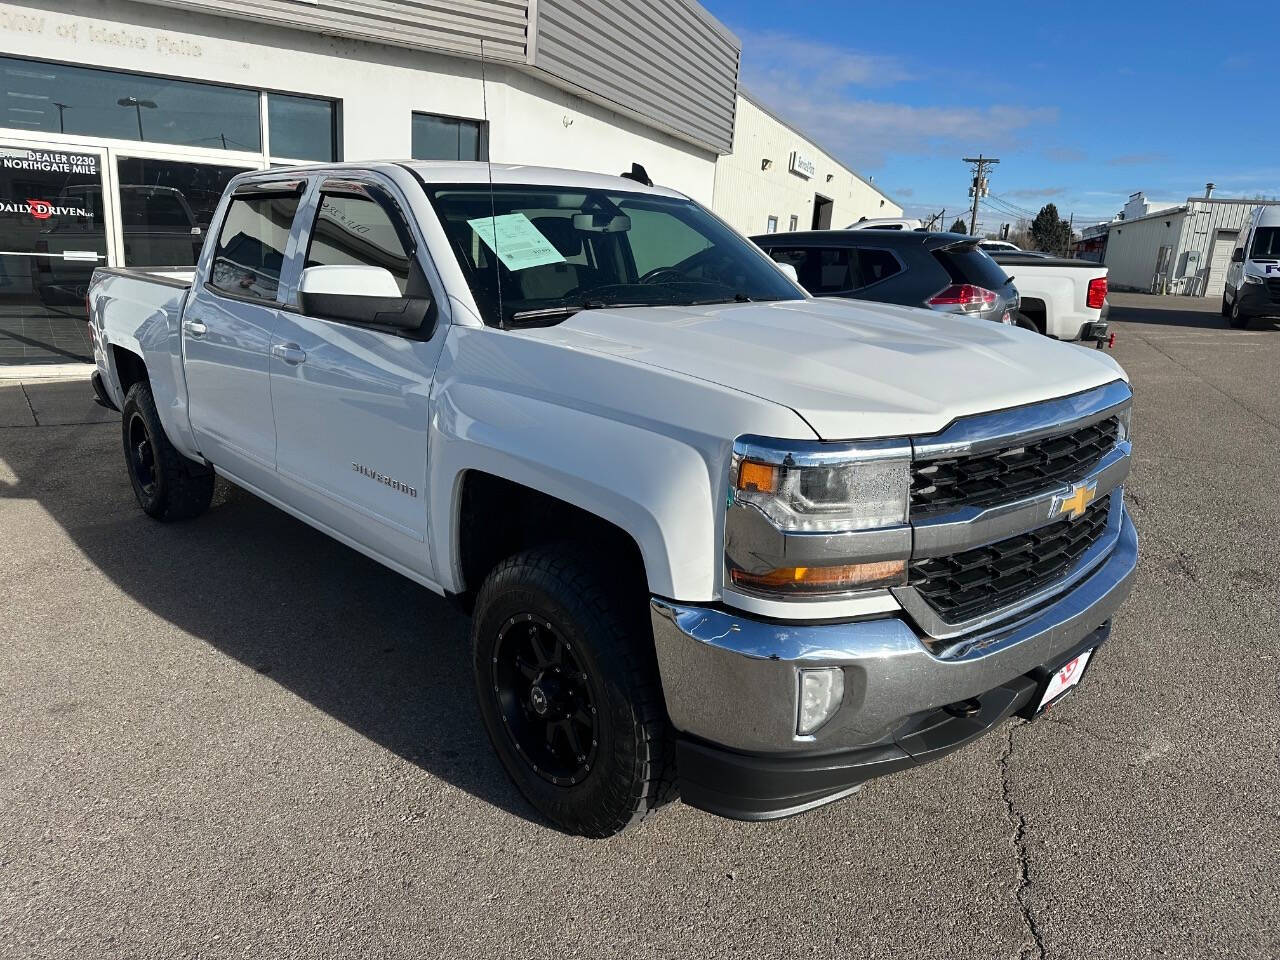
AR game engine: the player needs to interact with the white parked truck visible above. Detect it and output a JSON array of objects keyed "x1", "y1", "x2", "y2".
[
  {"x1": 89, "y1": 162, "x2": 1138, "y2": 836},
  {"x1": 989, "y1": 252, "x2": 1111, "y2": 343}
]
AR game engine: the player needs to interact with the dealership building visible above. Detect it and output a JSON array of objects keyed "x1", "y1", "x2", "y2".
[{"x1": 0, "y1": 0, "x2": 898, "y2": 366}]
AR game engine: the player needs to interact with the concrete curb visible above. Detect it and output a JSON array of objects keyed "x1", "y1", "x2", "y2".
[{"x1": 0, "y1": 363, "x2": 94, "y2": 381}]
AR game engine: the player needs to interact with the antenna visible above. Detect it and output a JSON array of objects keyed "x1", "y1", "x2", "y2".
[{"x1": 479, "y1": 38, "x2": 504, "y2": 329}]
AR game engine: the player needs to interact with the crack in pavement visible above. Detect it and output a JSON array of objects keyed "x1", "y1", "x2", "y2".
[
  {"x1": 17, "y1": 381, "x2": 39, "y2": 426},
  {"x1": 1000, "y1": 720, "x2": 1046, "y2": 960}
]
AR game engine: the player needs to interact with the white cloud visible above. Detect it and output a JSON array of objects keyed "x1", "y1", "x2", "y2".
[{"x1": 737, "y1": 30, "x2": 1057, "y2": 170}]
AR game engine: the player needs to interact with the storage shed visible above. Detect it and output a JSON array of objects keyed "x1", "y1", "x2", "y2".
[{"x1": 1103, "y1": 189, "x2": 1280, "y2": 297}]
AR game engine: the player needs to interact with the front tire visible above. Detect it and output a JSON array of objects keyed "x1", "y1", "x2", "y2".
[
  {"x1": 121, "y1": 381, "x2": 214, "y2": 521},
  {"x1": 1229, "y1": 293, "x2": 1249, "y2": 329},
  {"x1": 1221, "y1": 292, "x2": 1231, "y2": 317},
  {"x1": 472, "y1": 548, "x2": 676, "y2": 837}
]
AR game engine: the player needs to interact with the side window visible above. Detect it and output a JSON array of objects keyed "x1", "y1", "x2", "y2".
[
  {"x1": 305, "y1": 191, "x2": 413, "y2": 294},
  {"x1": 854, "y1": 248, "x2": 903, "y2": 288},
  {"x1": 208, "y1": 193, "x2": 301, "y2": 302},
  {"x1": 767, "y1": 246, "x2": 852, "y2": 294}
]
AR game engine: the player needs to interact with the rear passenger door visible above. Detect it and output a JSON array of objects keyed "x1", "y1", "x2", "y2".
[
  {"x1": 269, "y1": 175, "x2": 447, "y2": 580},
  {"x1": 184, "y1": 179, "x2": 305, "y2": 479}
]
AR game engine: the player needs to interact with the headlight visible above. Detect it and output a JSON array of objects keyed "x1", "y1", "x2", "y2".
[
  {"x1": 731, "y1": 448, "x2": 909, "y2": 532},
  {"x1": 1243, "y1": 274, "x2": 1264, "y2": 285},
  {"x1": 727, "y1": 437, "x2": 911, "y2": 598}
]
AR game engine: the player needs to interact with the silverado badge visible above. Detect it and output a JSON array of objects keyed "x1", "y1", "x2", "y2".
[{"x1": 1051, "y1": 479, "x2": 1097, "y2": 521}]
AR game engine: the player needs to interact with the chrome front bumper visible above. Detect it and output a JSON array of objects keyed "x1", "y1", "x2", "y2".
[{"x1": 651, "y1": 505, "x2": 1137, "y2": 812}]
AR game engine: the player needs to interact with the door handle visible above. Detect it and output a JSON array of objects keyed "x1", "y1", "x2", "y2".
[
  {"x1": 272, "y1": 343, "x2": 307, "y2": 366},
  {"x1": 182, "y1": 319, "x2": 207, "y2": 338}
]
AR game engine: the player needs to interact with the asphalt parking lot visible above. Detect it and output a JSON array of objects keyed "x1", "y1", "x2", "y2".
[{"x1": 1, "y1": 292, "x2": 1277, "y2": 959}]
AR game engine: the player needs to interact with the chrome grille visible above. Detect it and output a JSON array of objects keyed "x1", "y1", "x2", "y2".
[
  {"x1": 908, "y1": 495, "x2": 1112, "y2": 624},
  {"x1": 911, "y1": 417, "x2": 1119, "y2": 517}
]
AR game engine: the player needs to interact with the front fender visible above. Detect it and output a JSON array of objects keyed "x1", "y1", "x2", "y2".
[{"x1": 428, "y1": 326, "x2": 814, "y2": 600}]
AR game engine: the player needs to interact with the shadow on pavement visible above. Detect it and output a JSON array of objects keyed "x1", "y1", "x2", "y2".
[
  {"x1": 0, "y1": 404, "x2": 540, "y2": 826},
  {"x1": 1108, "y1": 299, "x2": 1280, "y2": 331}
]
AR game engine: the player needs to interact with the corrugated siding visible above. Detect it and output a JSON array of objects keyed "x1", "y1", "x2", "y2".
[
  {"x1": 533, "y1": 0, "x2": 739, "y2": 154},
  {"x1": 1176, "y1": 201, "x2": 1274, "y2": 296},
  {"x1": 136, "y1": 0, "x2": 530, "y2": 61}
]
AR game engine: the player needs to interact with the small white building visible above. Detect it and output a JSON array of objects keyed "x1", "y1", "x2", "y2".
[
  {"x1": 712, "y1": 89, "x2": 901, "y2": 237},
  {"x1": 1103, "y1": 186, "x2": 1280, "y2": 296}
]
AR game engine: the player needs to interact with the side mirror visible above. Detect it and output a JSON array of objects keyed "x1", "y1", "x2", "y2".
[
  {"x1": 298, "y1": 264, "x2": 432, "y2": 332},
  {"x1": 776, "y1": 261, "x2": 800, "y2": 284},
  {"x1": 1231, "y1": 248, "x2": 1245, "y2": 263}
]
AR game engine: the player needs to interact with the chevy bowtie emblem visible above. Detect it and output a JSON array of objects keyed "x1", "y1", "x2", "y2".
[{"x1": 1052, "y1": 480, "x2": 1097, "y2": 521}]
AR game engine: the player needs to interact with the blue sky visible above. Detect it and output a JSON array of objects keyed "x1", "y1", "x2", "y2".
[{"x1": 699, "y1": 0, "x2": 1277, "y2": 231}]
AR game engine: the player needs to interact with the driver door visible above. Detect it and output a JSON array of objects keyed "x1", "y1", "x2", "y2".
[{"x1": 269, "y1": 175, "x2": 447, "y2": 581}]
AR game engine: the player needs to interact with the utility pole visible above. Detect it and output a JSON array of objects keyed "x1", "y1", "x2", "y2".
[{"x1": 964, "y1": 154, "x2": 999, "y2": 236}]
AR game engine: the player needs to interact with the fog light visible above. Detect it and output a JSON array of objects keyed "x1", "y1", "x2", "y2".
[{"x1": 797, "y1": 667, "x2": 845, "y2": 735}]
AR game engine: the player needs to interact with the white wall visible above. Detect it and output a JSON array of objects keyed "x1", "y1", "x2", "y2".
[
  {"x1": 0, "y1": 0, "x2": 717, "y2": 200},
  {"x1": 1103, "y1": 210, "x2": 1186, "y2": 292},
  {"x1": 712, "y1": 94, "x2": 901, "y2": 236}
]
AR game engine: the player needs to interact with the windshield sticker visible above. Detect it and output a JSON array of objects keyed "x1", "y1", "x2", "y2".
[{"x1": 466, "y1": 213, "x2": 566, "y2": 272}]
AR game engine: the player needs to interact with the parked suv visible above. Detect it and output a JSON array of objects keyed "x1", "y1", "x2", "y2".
[{"x1": 752, "y1": 229, "x2": 1018, "y2": 325}]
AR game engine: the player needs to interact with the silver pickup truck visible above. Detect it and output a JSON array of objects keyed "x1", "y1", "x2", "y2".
[{"x1": 89, "y1": 162, "x2": 1138, "y2": 836}]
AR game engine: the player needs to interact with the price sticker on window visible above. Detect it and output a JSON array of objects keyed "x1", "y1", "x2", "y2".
[{"x1": 467, "y1": 213, "x2": 566, "y2": 272}]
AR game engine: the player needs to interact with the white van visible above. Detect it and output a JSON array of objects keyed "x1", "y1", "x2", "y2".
[{"x1": 1222, "y1": 205, "x2": 1280, "y2": 327}]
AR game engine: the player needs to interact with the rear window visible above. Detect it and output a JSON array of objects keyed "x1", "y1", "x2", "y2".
[
  {"x1": 208, "y1": 194, "x2": 301, "y2": 302},
  {"x1": 1251, "y1": 227, "x2": 1280, "y2": 259},
  {"x1": 933, "y1": 243, "x2": 1010, "y2": 290}
]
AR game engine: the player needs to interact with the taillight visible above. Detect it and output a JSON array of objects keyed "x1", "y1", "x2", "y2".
[
  {"x1": 927, "y1": 284, "x2": 997, "y2": 312},
  {"x1": 1087, "y1": 276, "x2": 1108, "y2": 310}
]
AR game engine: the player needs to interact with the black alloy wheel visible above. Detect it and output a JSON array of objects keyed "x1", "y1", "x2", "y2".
[
  {"x1": 491, "y1": 613, "x2": 598, "y2": 786},
  {"x1": 127, "y1": 412, "x2": 158, "y2": 499}
]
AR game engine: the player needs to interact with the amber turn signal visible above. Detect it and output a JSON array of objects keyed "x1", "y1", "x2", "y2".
[
  {"x1": 737, "y1": 459, "x2": 778, "y2": 494},
  {"x1": 732, "y1": 559, "x2": 906, "y2": 595}
]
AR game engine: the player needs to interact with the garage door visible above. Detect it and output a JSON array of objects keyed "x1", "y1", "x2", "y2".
[{"x1": 1206, "y1": 230, "x2": 1238, "y2": 297}]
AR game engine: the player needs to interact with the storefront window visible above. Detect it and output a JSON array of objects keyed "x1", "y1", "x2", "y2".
[
  {"x1": 0, "y1": 56, "x2": 260, "y2": 152},
  {"x1": 116, "y1": 156, "x2": 249, "y2": 267},
  {"x1": 411, "y1": 112, "x2": 487, "y2": 162},
  {"x1": 0, "y1": 147, "x2": 106, "y2": 363},
  {"x1": 267, "y1": 93, "x2": 339, "y2": 162}
]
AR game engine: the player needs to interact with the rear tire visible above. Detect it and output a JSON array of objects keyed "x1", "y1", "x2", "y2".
[
  {"x1": 471, "y1": 547, "x2": 676, "y2": 837},
  {"x1": 1014, "y1": 311, "x2": 1040, "y2": 333},
  {"x1": 121, "y1": 381, "x2": 214, "y2": 521}
]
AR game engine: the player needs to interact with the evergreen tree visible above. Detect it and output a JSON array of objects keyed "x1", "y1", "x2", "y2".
[{"x1": 949, "y1": 218, "x2": 969, "y2": 235}]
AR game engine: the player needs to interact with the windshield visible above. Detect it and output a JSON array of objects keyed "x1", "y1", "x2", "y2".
[
  {"x1": 423, "y1": 184, "x2": 804, "y2": 326},
  {"x1": 1250, "y1": 227, "x2": 1280, "y2": 259}
]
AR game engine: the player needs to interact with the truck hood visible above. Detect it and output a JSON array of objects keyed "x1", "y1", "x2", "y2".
[{"x1": 522, "y1": 297, "x2": 1127, "y2": 439}]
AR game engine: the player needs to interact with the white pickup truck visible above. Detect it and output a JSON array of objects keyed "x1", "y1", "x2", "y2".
[
  {"x1": 89, "y1": 162, "x2": 1137, "y2": 836},
  {"x1": 989, "y1": 252, "x2": 1111, "y2": 343}
]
